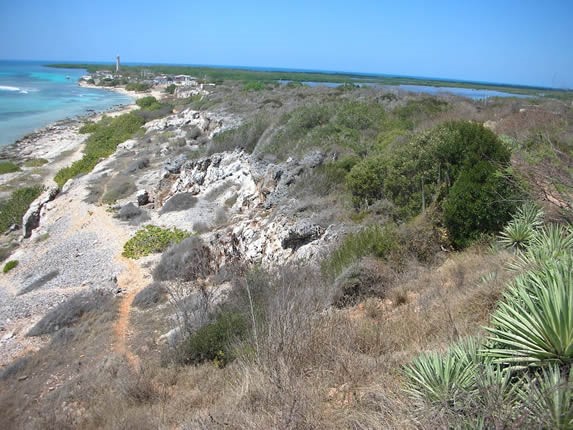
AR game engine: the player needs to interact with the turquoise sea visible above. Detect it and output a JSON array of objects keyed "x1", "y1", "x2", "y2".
[{"x1": 0, "y1": 61, "x2": 133, "y2": 146}]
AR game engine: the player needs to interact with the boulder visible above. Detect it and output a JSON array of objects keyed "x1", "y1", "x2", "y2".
[
  {"x1": 281, "y1": 220, "x2": 325, "y2": 250},
  {"x1": 136, "y1": 189, "x2": 150, "y2": 206},
  {"x1": 22, "y1": 186, "x2": 59, "y2": 238},
  {"x1": 163, "y1": 154, "x2": 187, "y2": 174}
]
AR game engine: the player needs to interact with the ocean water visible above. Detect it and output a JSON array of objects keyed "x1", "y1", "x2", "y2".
[{"x1": 0, "y1": 60, "x2": 133, "y2": 146}]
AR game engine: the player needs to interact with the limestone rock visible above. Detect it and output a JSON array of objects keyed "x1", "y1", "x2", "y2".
[
  {"x1": 281, "y1": 221, "x2": 325, "y2": 250},
  {"x1": 22, "y1": 186, "x2": 59, "y2": 238}
]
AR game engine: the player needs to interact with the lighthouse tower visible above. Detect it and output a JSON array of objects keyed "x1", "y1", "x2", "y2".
[{"x1": 116, "y1": 55, "x2": 121, "y2": 73}]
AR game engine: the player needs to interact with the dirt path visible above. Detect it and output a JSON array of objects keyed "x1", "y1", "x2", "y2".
[{"x1": 113, "y1": 256, "x2": 147, "y2": 371}]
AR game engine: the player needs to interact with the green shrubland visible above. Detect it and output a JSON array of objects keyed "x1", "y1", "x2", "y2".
[
  {"x1": 54, "y1": 113, "x2": 144, "y2": 187},
  {"x1": 0, "y1": 186, "x2": 43, "y2": 232}
]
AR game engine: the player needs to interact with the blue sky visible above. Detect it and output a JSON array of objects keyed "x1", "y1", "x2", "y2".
[{"x1": 1, "y1": 0, "x2": 572, "y2": 88}]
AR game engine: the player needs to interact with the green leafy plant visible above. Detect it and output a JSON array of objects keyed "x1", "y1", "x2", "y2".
[
  {"x1": 178, "y1": 312, "x2": 247, "y2": 367},
  {"x1": 136, "y1": 96, "x2": 162, "y2": 111},
  {"x1": 443, "y1": 162, "x2": 519, "y2": 248},
  {"x1": 510, "y1": 224, "x2": 573, "y2": 271},
  {"x1": 485, "y1": 257, "x2": 573, "y2": 369},
  {"x1": 519, "y1": 365, "x2": 573, "y2": 430},
  {"x1": 346, "y1": 156, "x2": 386, "y2": 207},
  {"x1": 122, "y1": 225, "x2": 191, "y2": 259},
  {"x1": 404, "y1": 338, "x2": 479, "y2": 412},
  {"x1": 498, "y1": 202, "x2": 544, "y2": 251},
  {"x1": 3, "y1": 260, "x2": 18, "y2": 273}
]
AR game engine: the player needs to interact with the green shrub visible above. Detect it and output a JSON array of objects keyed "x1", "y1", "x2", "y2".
[
  {"x1": 54, "y1": 113, "x2": 144, "y2": 187},
  {"x1": 443, "y1": 162, "x2": 518, "y2": 248},
  {"x1": 322, "y1": 224, "x2": 400, "y2": 277},
  {"x1": 3, "y1": 260, "x2": 18, "y2": 273},
  {"x1": 179, "y1": 312, "x2": 247, "y2": 367},
  {"x1": 242, "y1": 81, "x2": 267, "y2": 91},
  {"x1": 210, "y1": 115, "x2": 270, "y2": 154},
  {"x1": 23, "y1": 158, "x2": 49, "y2": 168},
  {"x1": 0, "y1": 161, "x2": 20, "y2": 174},
  {"x1": 79, "y1": 121, "x2": 100, "y2": 134},
  {"x1": 122, "y1": 225, "x2": 191, "y2": 259},
  {"x1": 346, "y1": 156, "x2": 386, "y2": 207},
  {"x1": 0, "y1": 186, "x2": 43, "y2": 233},
  {"x1": 394, "y1": 97, "x2": 449, "y2": 129},
  {"x1": 136, "y1": 96, "x2": 161, "y2": 111},
  {"x1": 125, "y1": 82, "x2": 152, "y2": 92},
  {"x1": 164, "y1": 84, "x2": 177, "y2": 94}
]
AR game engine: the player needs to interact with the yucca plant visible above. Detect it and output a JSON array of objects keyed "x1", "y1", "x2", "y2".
[
  {"x1": 508, "y1": 224, "x2": 573, "y2": 271},
  {"x1": 519, "y1": 365, "x2": 573, "y2": 430},
  {"x1": 498, "y1": 202, "x2": 544, "y2": 251},
  {"x1": 404, "y1": 338, "x2": 479, "y2": 413},
  {"x1": 485, "y1": 257, "x2": 573, "y2": 369}
]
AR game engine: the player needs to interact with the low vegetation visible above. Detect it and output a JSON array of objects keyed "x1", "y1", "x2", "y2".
[
  {"x1": 2, "y1": 260, "x2": 18, "y2": 273},
  {"x1": 0, "y1": 185, "x2": 43, "y2": 233},
  {"x1": 22, "y1": 158, "x2": 49, "y2": 168},
  {"x1": 55, "y1": 113, "x2": 144, "y2": 187},
  {"x1": 2, "y1": 78, "x2": 573, "y2": 429},
  {"x1": 0, "y1": 160, "x2": 20, "y2": 174},
  {"x1": 122, "y1": 225, "x2": 191, "y2": 259}
]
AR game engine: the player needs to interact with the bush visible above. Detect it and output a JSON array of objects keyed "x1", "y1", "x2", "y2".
[
  {"x1": 346, "y1": 156, "x2": 386, "y2": 207},
  {"x1": 55, "y1": 113, "x2": 144, "y2": 187},
  {"x1": 126, "y1": 82, "x2": 152, "y2": 92},
  {"x1": 165, "y1": 84, "x2": 176, "y2": 94},
  {"x1": 27, "y1": 289, "x2": 115, "y2": 336},
  {"x1": 0, "y1": 186, "x2": 43, "y2": 233},
  {"x1": 136, "y1": 96, "x2": 162, "y2": 111},
  {"x1": 332, "y1": 258, "x2": 394, "y2": 307},
  {"x1": 443, "y1": 162, "x2": 518, "y2": 248},
  {"x1": 242, "y1": 81, "x2": 267, "y2": 92},
  {"x1": 122, "y1": 225, "x2": 191, "y2": 259},
  {"x1": 210, "y1": 115, "x2": 270, "y2": 154},
  {"x1": 153, "y1": 236, "x2": 212, "y2": 282},
  {"x1": 132, "y1": 282, "x2": 168, "y2": 309},
  {"x1": 114, "y1": 203, "x2": 150, "y2": 225},
  {"x1": 0, "y1": 161, "x2": 20, "y2": 174},
  {"x1": 3, "y1": 260, "x2": 18, "y2": 273},
  {"x1": 178, "y1": 311, "x2": 248, "y2": 366}
]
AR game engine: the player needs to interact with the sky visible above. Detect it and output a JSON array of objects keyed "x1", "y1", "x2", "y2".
[{"x1": 1, "y1": 0, "x2": 572, "y2": 88}]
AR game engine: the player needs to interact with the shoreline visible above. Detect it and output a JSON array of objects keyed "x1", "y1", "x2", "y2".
[{"x1": 0, "y1": 88, "x2": 140, "y2": 192}]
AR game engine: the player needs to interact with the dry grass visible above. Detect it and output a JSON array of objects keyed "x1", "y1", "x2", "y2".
[{"x1": 0, "y1": 246, "x2": 515, "y2": 429}]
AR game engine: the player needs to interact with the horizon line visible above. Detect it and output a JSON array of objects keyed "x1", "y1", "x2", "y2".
[{"x1": 1, "y1": 58, "x2": 571, "y2": 91}]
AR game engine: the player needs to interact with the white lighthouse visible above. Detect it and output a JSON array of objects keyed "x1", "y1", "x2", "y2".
[{"x1": 116, "y1": 55, "x2": 120, "y2": 73}]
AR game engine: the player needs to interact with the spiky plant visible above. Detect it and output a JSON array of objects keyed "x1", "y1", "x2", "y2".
[
  {"x1": 498, "y1": 202, "x2": 544, "y2": 251},
  {"x1": 404, "y1": 338, "x2": 479, "y2": 414},
  {"x1": 519, "y1": 365, "x2": 573, "y2": 430},
  {"x1": 509, "y1": 224, "x2": 573, "y2": 271},
  {"x1": 485, "y1": 257, "x2": 573, "y2": 369}
]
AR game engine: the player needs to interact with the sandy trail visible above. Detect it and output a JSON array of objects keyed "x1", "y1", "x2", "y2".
[{"x1": 113, "y1": 256, "x2": 147, "y2": 371}]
